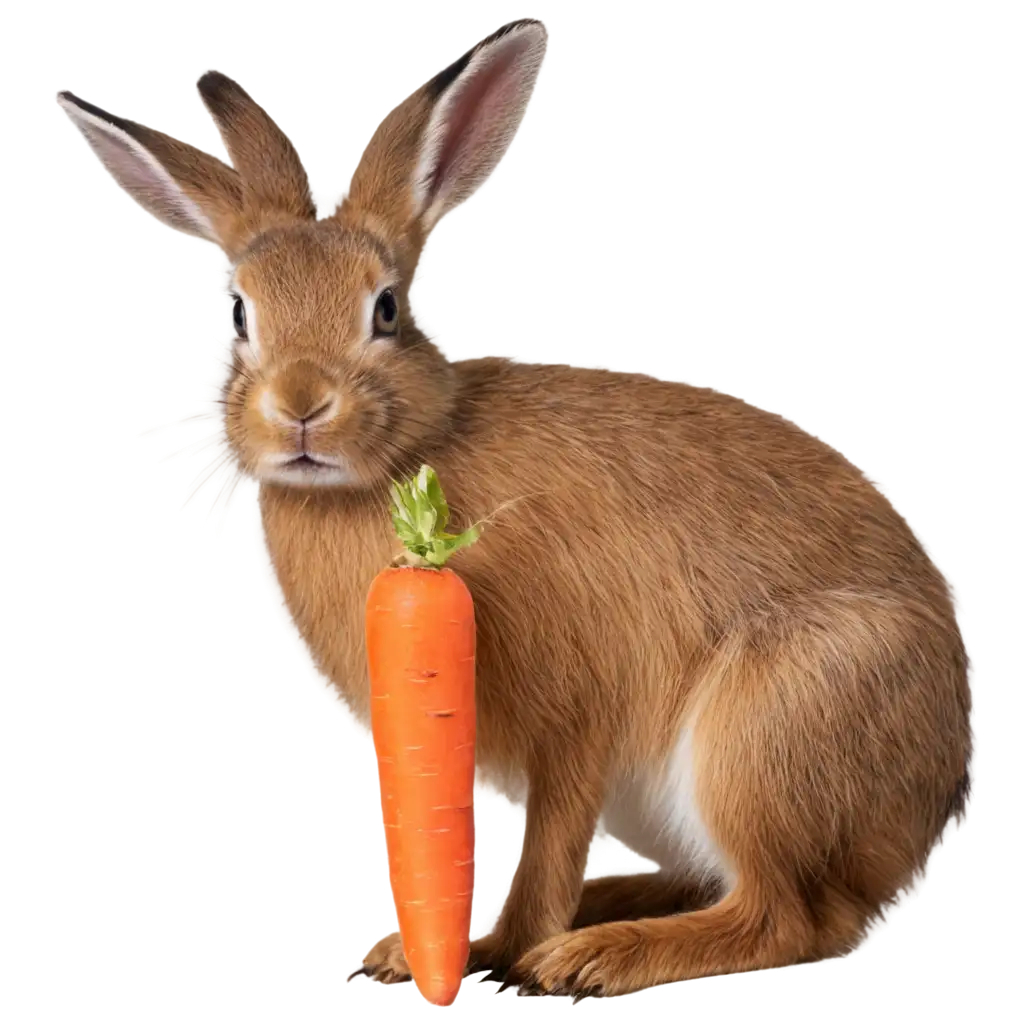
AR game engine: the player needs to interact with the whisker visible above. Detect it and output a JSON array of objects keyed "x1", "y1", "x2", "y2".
[
  {"x1": 182, "y1": 450, "x2": 234, "y2": 511},
  {"x1": 222, "y1": 467, "x2": 247, "y2": 510}
]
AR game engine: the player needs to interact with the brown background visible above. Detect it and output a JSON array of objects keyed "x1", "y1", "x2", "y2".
[{"x1": 2, "y1": 4, "x2": 1024, "y2": 1019}]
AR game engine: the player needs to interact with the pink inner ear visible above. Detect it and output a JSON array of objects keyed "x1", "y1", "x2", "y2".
[
  {"x1": 429, "y1": 33, "x2": 535, "y2": 206},
  {"x1": 73, "y1": 116, "x2": 209, "y2": 236}
]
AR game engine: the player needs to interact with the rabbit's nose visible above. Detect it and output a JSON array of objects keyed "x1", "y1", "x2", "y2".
[
  {"x1": 261, "y1": 388, "x2": 341, "y2": 428},
  {"x1": 261, "y1": 362, "x2": 341, "y2": 427}
]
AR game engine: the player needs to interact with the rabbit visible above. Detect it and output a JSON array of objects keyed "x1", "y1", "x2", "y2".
[{"x1": 58, "y1": 18, "x2": 970, "y2": 999}]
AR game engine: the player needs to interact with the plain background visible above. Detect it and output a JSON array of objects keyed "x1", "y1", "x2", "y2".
[{"x1": 3, "y1": 2, "x2": 1021, "y2": 1020}]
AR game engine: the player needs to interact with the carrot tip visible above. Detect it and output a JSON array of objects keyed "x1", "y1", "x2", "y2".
[{"x1": 419, "y1": 983, "x2": 460, "y2": 1007}]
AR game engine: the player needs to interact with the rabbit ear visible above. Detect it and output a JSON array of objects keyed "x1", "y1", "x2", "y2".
[
  {"x1": 197, "y1": 72, "x2": 315, "y2": 223},
  {"x1": 57, "y1": 90, "x2": 249, "y2": 254},
  {"x1": 344, "y1": 19, "x2": 547, "y2": 242}
]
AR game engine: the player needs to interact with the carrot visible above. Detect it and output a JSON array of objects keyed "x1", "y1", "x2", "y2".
[{"x1": 365, "y1": 465, "x2": 480, "y2": 1006}]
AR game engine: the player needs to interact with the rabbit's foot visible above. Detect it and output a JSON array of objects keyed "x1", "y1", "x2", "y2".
[
  {"x1": 350, "y1": 931, "x2": 528, "y2": 987},
  {"x1": 348, "y1": 932, "x2": 411, "y2": 985},
  {"x1": 512, "y1": 922, "x2": 659, "y2": 999}
]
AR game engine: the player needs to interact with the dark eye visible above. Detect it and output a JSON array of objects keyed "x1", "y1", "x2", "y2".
[
  {"x1": 373, "y1": 288, "x2": 399, "y2": 336},
  {"x1": 232, "y1": 297, "x2": 247, "y2": 339}
]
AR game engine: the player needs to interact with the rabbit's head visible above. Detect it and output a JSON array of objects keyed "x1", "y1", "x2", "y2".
[{"x1": 59, "y1": 20, "x2": 546, "y2": 488}]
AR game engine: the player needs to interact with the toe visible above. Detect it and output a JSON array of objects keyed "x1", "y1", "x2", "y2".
[
  {"x1": 466, "y1": 933, "x2": 531, "y2": 986},
  {"x1": 513, "y1": 923, "x2": 648, "y2": 998}
]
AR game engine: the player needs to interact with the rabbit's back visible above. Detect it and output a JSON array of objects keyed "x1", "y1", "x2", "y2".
[{"x1": 444, "y1": 357, "x2": 952, "y2": 623}]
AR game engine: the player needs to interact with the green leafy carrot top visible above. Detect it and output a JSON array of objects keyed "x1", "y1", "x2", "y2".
[{"x1": 390, "y1": 465, "x2": 480, "y2": 568}]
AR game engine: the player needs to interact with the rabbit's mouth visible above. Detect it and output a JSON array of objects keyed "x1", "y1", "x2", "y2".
[
  {"x1": 257, "y1": 451, "x2": 353, "y2": 487},
  {"x1": 290, "y1": 454, "x2": 326, "y2": 469}
]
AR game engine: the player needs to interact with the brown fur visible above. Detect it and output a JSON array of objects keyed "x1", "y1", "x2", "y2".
[{"x1": 60, "y1": 19, "x2": 970, "y2": 998}]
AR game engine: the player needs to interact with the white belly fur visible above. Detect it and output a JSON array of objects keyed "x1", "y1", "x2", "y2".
[
  {"x1": 478, "y1": 725, "x2": 732, "y2": 889},
  {"x1": 475, "y1": 720, "x2": 733, "y2": 888}
]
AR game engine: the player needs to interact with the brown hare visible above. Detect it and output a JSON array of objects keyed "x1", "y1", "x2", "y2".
[{"x1": 59, "y1": 18, "x2": 970, "y2": 999}]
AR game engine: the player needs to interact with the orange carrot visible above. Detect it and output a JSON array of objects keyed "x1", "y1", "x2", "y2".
[{"x1": 365, "y1": 465, "x2": 480, "y2": 1006}]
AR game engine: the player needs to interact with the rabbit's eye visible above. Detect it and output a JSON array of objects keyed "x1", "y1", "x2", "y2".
[
  {"x1": 232, "y1": 297, "x2": 247, "y2": 339},
  {"x1": 373, "y1": 288, "x2": 399, "y2": 337}
]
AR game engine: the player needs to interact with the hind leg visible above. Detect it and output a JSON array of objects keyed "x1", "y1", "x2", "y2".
[
  {"x1": 518, "y1": 594, "x2": 969, "y2": 996},
  {"x1": 515, "y1": 852, "x2": 880, "y2": 997},
  {"x1": 516, "y1": 882, "x2": 804, "y2": 997},
  {"x1": 570, "y1": 872, "x2": 719, "y2": 929}
]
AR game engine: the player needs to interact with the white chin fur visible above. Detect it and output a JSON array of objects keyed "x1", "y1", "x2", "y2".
[{"x1": 256, "y1": 455, "x2": 356, "y2": 488}]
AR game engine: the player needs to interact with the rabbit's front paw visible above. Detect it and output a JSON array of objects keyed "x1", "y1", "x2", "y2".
[{"x1": 348, "y1": 932, "x2": 411, "y2": 985}]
